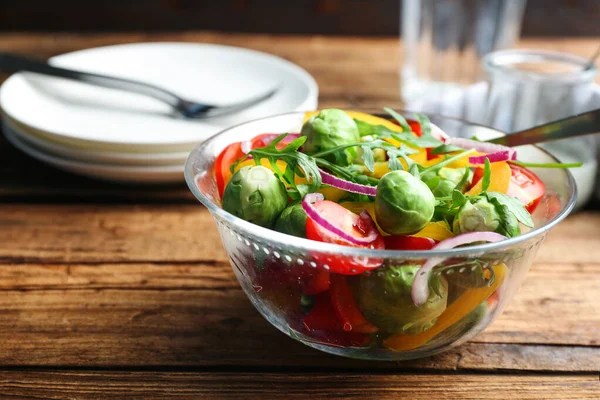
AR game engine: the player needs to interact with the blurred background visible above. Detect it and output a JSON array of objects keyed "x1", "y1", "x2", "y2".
[{"x1": 1, "y1": 0, "x2": 599, "y2": 36}]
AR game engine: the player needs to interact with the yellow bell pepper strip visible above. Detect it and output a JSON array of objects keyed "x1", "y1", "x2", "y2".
[
  {"x1": 383, "y1": 263, "x2": 507, "y2": 351},
  {"x1": 412, "y1": 221, "x2": 455, "y2": 242},
  {"x1": 317, "y1": 186, "x2": 347, "y2": 202},
  {"x1": 466, "y1": 161, "x2": 511, "y2": 195}
]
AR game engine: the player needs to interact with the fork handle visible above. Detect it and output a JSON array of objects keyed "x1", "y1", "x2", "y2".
[
  {"x1": 486, "y1": 109, "x2": 600, "y2": 147},
  {"x1": 0, "y1": 52, "x2": 184, "y2": 109}
]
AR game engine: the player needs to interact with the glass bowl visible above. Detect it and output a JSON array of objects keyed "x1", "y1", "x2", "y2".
[{"x1": 184, "y1": 111, "x2": 576, "y2": 361}]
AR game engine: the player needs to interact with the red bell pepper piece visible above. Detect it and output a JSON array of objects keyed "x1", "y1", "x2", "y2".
[{"x1": 329, "y1": 274, "x2": 378, "y2": 333}]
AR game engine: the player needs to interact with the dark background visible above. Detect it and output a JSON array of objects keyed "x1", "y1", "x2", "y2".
[{"x1": 1, "y1": 0, "x2": 599, "y2": 36}]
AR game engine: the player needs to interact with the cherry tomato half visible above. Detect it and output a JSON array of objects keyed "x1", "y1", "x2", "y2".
[
  {"x1": 506, "y1": 163, "x2": 546, "y2": 213},
  {"x1": 305, "y1": 200, "x2": 384, "y2": 275},
  {"x1": 215, "y1": 142, "x2": 244, "y2": 199}
]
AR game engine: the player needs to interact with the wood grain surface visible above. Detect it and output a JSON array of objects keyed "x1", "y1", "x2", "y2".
[
  {"x1": 0, "y1": 372, "x2": 598, "y2": 400},
  {"x1": 0, "y1": 32, "x2": 598, "y2": 398}
]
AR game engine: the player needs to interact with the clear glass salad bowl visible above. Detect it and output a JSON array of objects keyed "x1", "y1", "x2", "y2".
[{"x1": 185, "y1": 111, "x2": 576, "y2": 361}]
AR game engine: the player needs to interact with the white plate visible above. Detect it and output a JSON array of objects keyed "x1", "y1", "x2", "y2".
[
  {"x1": 3, "y1": 123, "x2": 184, "y2": 184},
  {"x1": 3, "y1": 117, "x2": 189, "y2": 166},
  {"x1": 0, "y1": 42, "x2": 318, "y2": 153}
]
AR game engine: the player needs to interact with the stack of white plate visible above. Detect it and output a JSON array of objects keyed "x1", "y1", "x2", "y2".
[{"x1": 0, "y1": 43, "x2": 318, "y2": 184}]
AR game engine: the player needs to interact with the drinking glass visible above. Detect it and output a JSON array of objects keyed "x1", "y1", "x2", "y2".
[
  {"x1": 483, "y1": 49, "x2": 599, "y2": 209},
  {"x1": 401, "y1": 0, "x2": 526, "y2": 104}
]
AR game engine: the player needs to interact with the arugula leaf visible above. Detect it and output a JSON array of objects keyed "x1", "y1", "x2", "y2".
[
  {"x1": 413, "y1": 113, "x2": 444, "y2": 148},
  {"x1": 455, "y1": 166, "x2": 471, "y2": 191},
  {"x1": 387, "y1": 151, "x2": 403, "y2": 171},
  {"x1": 452, "y1": 189, "x2": 468, "y2": 208},
  {"x1": 361, "y1": 145, "x2": 375, "y2": 173},
  {"x1": 481, "y1": 158, "x2": 491, "y2": 192},
  {"x1": 430, "y1": 143, "x2": 465, "y2": 155},
  {"x1": 409, "y1": 162, "x2": 420, "y2": 178},
  {"x1": 486, "y1": 192, "x2": 534, "y2": 228},
  {"x1": 383, "y1": 107, "x2": 412, "y2": 132},
  {"x1": 245, "y1": 133, "x2": 322, "y2": 198},
  {"x1": 510, "y1": 160, "x2": 583, "y2": 169},
  {"x1": 425, "y1": 176, "x2": 441, "y2": 191},
  {"x1": 490, "y1": 197, "x2": 521, "y2": 237}
]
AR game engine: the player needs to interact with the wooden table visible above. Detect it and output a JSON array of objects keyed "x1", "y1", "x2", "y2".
[{"x1": 0, "y1": 32, "x2": 598, "y2": 399}]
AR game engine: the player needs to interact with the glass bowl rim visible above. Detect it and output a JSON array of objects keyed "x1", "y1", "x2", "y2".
[
  {"x1": 184, "y1": 110, "x2": 577, "y2": 258},
  {"x1": 483, "y1": 48, "x2": 598, "y2": 84}
]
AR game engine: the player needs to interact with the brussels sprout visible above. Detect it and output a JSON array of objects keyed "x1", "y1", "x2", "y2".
[
  {"x1": 301, "y1": 109, "x2": 360, "y2": 165},
  {"x1": 358, "y1": 265, "x2": 448, "y2": 334},
  {"x1": 423, "y1": 167, "x2": 471, "y2": 197},
  {"x1": 375, "y1": 170, "x2": 435, "y2": 235},
  {"x1": 453, "y1": 198, "x2": 520, "y2": 237},
  {"x1": 222, "y1": 165, "x2": 288, "y2": 228},
  {"x1": 274, "y1": 201, "x2": 307, "y2": 238}
]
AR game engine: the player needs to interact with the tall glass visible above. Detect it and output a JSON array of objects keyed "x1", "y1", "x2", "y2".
[
  {"x1": 401, "y1": 0, "x2": 526, "y2": 104},
  {"x1": 483, "y1": 49, "x2": 598, "y2": 210}
]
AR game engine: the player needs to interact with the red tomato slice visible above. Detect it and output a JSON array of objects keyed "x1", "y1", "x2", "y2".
[
  {"x1": 305, "y1": 201, "x2": 384, "y2": 275},
  {"x1": 383, "y1": 235, "x2": 438, "y2": 250},
  {"x1": 301, "y1": 292, "x2": 371, "y2": 347},
  {"x1": 330, "y1": 274, "x2": 378, "y2": 333},
  {"x1": 215, "y1": 142, "x2": 244, "y2": 199},
  {"x1": 303, "y1": 268, "x2": 330, "y2": 295},
  {"x1": 303, "y1": 293, "x2": 344, "y2": 332},
  {"x1": 506, "y1": 164, "x2": 546, "y2": 213}
]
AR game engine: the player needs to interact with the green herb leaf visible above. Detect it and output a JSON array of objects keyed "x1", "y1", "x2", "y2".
[
  {"x1": 425, "y1": 176, "x2": 441, "y2": 191},
  {"x1": 413, "y1": 113, "x2": 444, "y2": 148},
  {"x1": 387, "y1": 152, "x2": 403, "y2": 171},
  {"x1": 490, "y1": 197, "x2": 521, "y2": 238},
  {"x1": 409, "y1": 162, "x2": 420, "y2": 178},
  {"x1": 247, "y1": 133, "x2": 322, "y2": 197},
  {"x1": 383, "y1": 107, "x2": 412, "y2": 132},
  {"x1": 510, "y1": 160, "x2": 583, "y2": 168},
  {"x1": 481, "y1": 158, "x2": 491, "y2": 192},
  {"x1": 485, "y1": 192, "x2": 534, "y2": 228},
  {"x1": 455, "y1": 166, "x2": 471, "y2": 191},
  {"x1": 430, "y1": 143, "x2": 465, "y2": 155},
  {"x1": 452, "y1": 189, "x2": 468, "y2": 208},
  {"x1": 361, "y1": 145, "x2": 375, "y2": 173}
]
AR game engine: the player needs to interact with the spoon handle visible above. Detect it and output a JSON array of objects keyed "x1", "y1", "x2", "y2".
[{"x1": 486, "y1": 109, "x2": 600, "y2": 147}]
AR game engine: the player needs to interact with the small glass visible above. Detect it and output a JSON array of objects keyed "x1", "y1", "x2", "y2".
[
  {"x1": 483, "y1": 49, "x2": 599, "y2": 210},
  {"x1": 401, "y1": 0, "x2": 526, "y2": 104}
]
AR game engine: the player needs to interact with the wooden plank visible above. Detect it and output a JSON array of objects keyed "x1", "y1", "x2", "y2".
[
  {"x1": 0, "y1": 371, "x2": 597, "y2": 400},
  {"x1": 0, "y1": 261, "x2": 595, "y2": 369},
  {"x1": 1, "y1": 205, "x2": 598, "y2": 265}
]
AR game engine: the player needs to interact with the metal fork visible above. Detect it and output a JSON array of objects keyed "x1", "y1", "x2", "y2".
[
  {"x1": 485, "y1": 108, "x2": 600, "y2": 147},
  {"x1": 0, "y1": 52, "x2": 277, "y2": 119}
]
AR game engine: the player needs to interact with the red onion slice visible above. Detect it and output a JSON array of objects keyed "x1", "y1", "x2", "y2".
[
  {"x1": 468, "y1": 150, "x2": 512, "y2": 164},
  {"x1": 411, "y1": 231, "x2": 507, "y2": 306},
  {"x1": 430, "y1": 123, "x2": 450, "y2": 142},
  {"x1": 302, "y1": 193, "x2": 379, "y2": 245},
  {"x1": 319, "y1": 169, "x2": 377, "y2": 197},
  {"x1": 241, "y1": 141, "x2": 252, "y2": 154},
  {"x1": 445, "y1": 137, "x2": 516, "y2": 160}
]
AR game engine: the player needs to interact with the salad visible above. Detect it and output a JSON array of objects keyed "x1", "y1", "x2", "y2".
[{"x1": 214, "y1": 108, "x2": 572, "y2": 351}]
